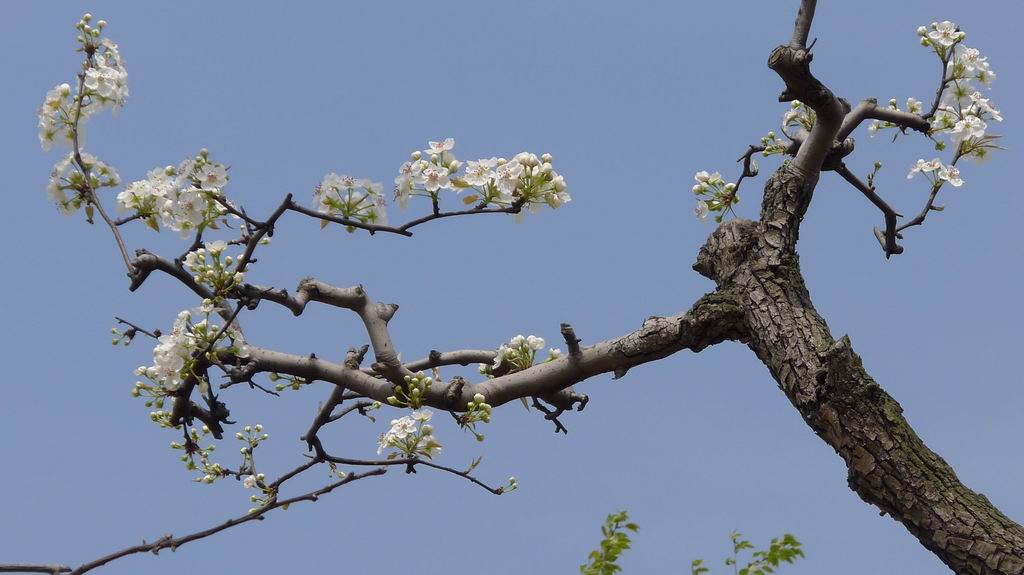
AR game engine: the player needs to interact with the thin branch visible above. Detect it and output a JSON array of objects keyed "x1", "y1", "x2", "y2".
[
  {"x1": 113, "y1": 316, "x2": 160, "y2": 340},
  {"x1": 316, "y1": 452, "x2": 507, "y2": 495},
  {"x1": 837, "y1": 98, "x2": 931, "y2": 142},
  {"x1": 326, "y1": 400, "x2": 376, "y2": 424},
  {"x1": 833, "y1": 163, "x2": 904, "y2": 258},
  {"x1": 789, "y1": 0, "x2": 817, "y2": 49},
  {"x1": 922, "y1": 46, "x2": 955, "y2": 121},
  {"x1": 896, "y1": 149, "x2": 964, "y2": 235},
  {"x1": 69, "y1": 71, "x2": 132, "y2": 272},
  {"x1": 396, "y1": 204, "x2": 521, "y2": 233},
  {"x1": 0, "y1": 566, "x2": 70, "y2": 574},
  {"x1": 65, "y1": 468, "x2": 386, "y2": 575}
]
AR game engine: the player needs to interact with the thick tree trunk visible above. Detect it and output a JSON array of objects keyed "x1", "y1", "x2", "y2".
[{"x1": 696, "y1": 163, "x2": 1024, "y2": 574}]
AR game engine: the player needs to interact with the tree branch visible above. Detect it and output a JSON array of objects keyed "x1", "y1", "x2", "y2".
[
  {"x1": 64, "y1": 468, "x2": 387, "y2": 575},
  {"x1": 832, "y1": 163, "x2": 904, "y2": 257}
]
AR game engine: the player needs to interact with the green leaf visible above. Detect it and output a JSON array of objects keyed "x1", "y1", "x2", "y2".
[
  {"x1": 462, "y1": 194, "x2": 480, "y2": 205},
  {"x1": 320, "y1": 218, "x2": 330, "y2": 229}
]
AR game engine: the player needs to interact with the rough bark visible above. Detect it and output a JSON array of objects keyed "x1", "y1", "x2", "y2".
[{"x1": 696, "y1": 163, "x2": 1024, "y2": 575}]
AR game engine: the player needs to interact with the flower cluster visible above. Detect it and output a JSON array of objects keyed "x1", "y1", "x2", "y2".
[
  {"x1": 313, "y1": 173, "x2": 387, "y2": 230},
  {"x1": 377, "y1": 410, "x2": 442, "y2": 459},
  {"x1": 759, "y1": 131, "x2": 788, "y2": 157},
  {"x1": 781, "y1": 100, "x2": 815, "y2": 138},
  {"x1": 394, "y1": 139, "x2": 570, "y2": 220},
  {"x1": 37, "y1": 14, "x2": 127, "y2": 152},
  {"x1": 270, "y1": 372, "x2": 310, "y2": 392},
  {"x1": 45, "y1": 151, "x2": 120, "y2": 215},
  {"x1": 131, "y1": 307, "x2": 248, "y2": 398},
  {"x1": 928, "y1": 32, "x2": 1001, "y2": 162},
  {"x1": 170, "y1": 425, "x2": 223, "y2": 483},
  {"x1": 458, "y1": 393, "x2": 493, "y2": 442},
  {"x1": 480, "y1": 334, "x2": 561, "y2": 377},
  {"x1": 691, "y1": 171, "x2": 739, "y2": 222},
  {"x1": 387, "y1": 371, "x2": 433, "y2": 409},
  {"x1": 906, "y1": 22, "x2": 1001, "y2": 194},
  {"x1": 116, "y1": 150, "x2": 233, "y2": 236},
  {"x1": 907, "y1": 158, "x2": 963, "y2": 187},
  {"x1": 183, "y1": 241, "x2": 246, "y2": 298}
]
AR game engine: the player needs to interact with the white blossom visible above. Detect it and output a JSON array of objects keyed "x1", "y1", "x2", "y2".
[
  {"x1": 968, "y1": 92, "x2": 1002, "y2": 122},
  {"x1": 464, "y1": 158, "x2": 498, "y2": 186},
  {"x1": 937, "y1": 164, "x2": 964, "y2": 187},
  {"x1": 494, "y1": 160, "x2": 523, "y2": 196},
  {"x1": 907, "y1": 158, "x2": 943, "y2": 179},
  {"x1": 928, "y1": 21, "x2": 963, "y2": 48},
  {"x1": 415, "y1": 165, "x2": 451, "y2": 192},
  {"x1": 198, "y1": 164, "x2": 228, "y2": 190},
  {"x1": 949, "y1": 115, "x2": 987, "y2": 144}
]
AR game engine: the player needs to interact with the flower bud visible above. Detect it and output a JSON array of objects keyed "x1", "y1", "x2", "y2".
[
  {"x1": 83, "y1": 13, "x2": 92, "y2": 21},
  {"x1": 541, "y1": 153, "x2": 553, "y2": 163},
  {"x1": 411, "y1": 151, "x2": 422, "y2": 161},
  {"x1": 97, "y1": 20, "x2": 107, "y2": 28},
  {"x1": 917, "y1": 26, "x2": 928, "y2": 36},
  {"x1": 473, "y1": 393, "x2": 486, "y2": 403}
]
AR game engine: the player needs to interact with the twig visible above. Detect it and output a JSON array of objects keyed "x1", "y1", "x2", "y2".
[
  {"x1": 65, "y1": 468, "x2": 386, "y2": 575},
  {"x1": 833, "y1": 163, "x2": 903, "y2": 257}
]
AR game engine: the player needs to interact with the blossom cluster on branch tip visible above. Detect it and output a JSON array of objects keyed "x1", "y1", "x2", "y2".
[
  {"x1": 898, "y1": 21, "x2": 1001, "y2": 197},
  {"x1": 459, "y1": 393, "x2": 493, "y2": 442},
  {"x1": 377, "y1": 410, "x2": 442, "y2": 459},
  {"x1": 236, "y1": 424, "x2": 274, "y2": 510},
  {"x1": 313, "y1": 174, "x2": 387, "y2": 231},
  {"x1": 46, "y1": 151, "x2": 119, "y2": 215},
  {"x1": 781, "y1": 99, "x2": 815, "y2": 139},
  {"x1": 394, "y1": 139, "x2": 570, "y2": 221},
  {"x1": 117, "y1": 149, "x2": 236, "y2": 237},
  {"x1": 907, "y1": 158, "x2": 962, "y2": 187},
  {"x1": 37, "y1": 14, "x2": 127, "y2": 152},
  {"x1": 131, "y1": 306, "x2": 248, "y2": 398},
  {"x1": 269, "y1": 372, "x2": 311, "y2": 392},
  {"x1": 184, "y1": 241, "x2": 246, "y2": 298},
  {"x1": 691, "y1": 171, "x2": 739, "y2": 222},
  {"x1": 479, "y1": 334, "x2": 561, "y2": 377},
  {"x1": 387, "y1": 371, "x2": 433, "y2": 409},
  {"x1": 169, "y1": 425, "x2": 223, "y2": 483}
]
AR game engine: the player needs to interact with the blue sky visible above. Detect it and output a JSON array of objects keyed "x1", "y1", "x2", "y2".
[{"x1": 2, "y1": 1, "x2": 1021, "y2": 573}]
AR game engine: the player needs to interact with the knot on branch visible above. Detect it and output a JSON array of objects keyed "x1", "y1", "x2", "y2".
[
  {"x1": 533, "y1": 389, "x2": 589, "y2": 434},
  {"x1": 768, "y1": 45, "x2": 834, "y2": 109},
  {"x1": 693, "y1": 219, "x2": 758, "y2": 284},
  {"x1": 444, "y1": 376, "x2": 467, "y2": 409}
]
